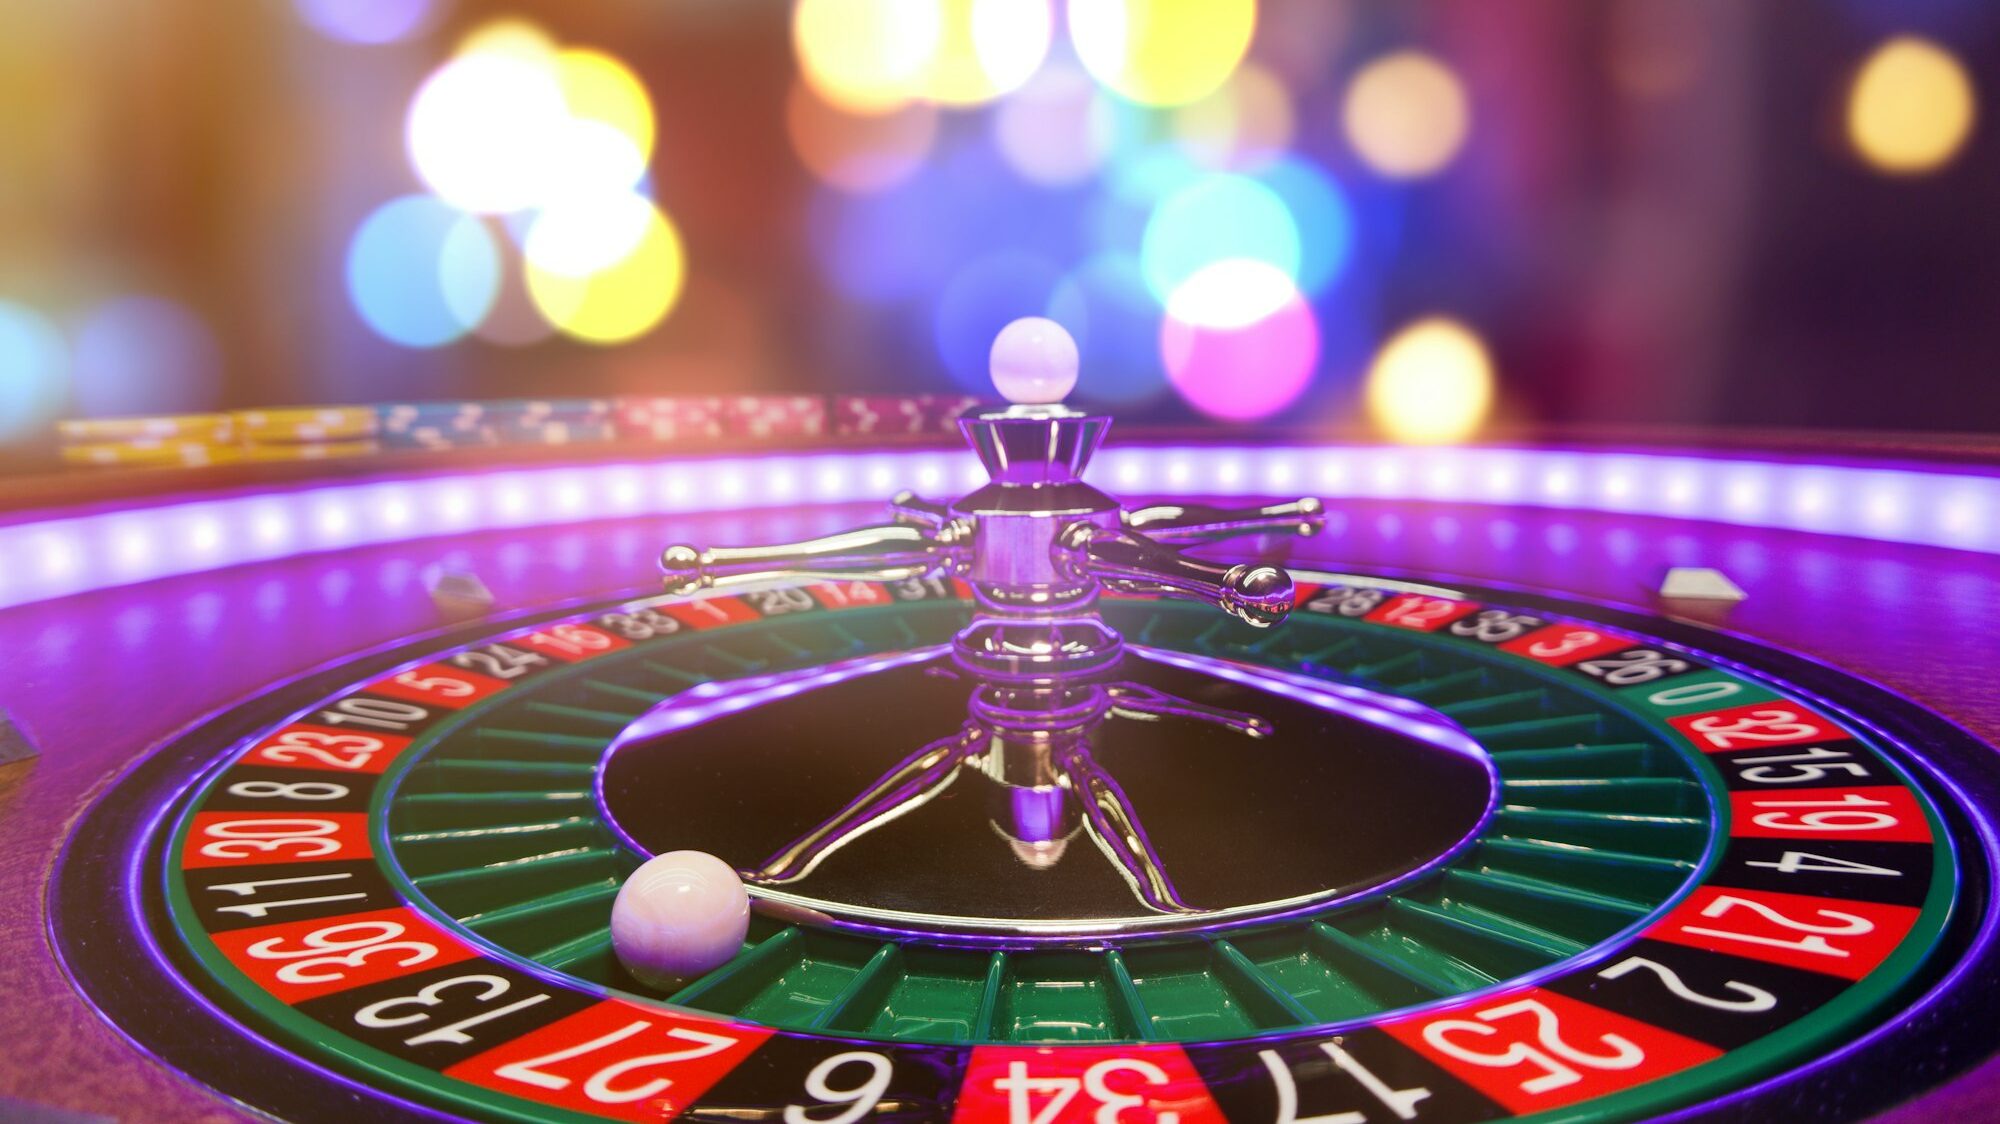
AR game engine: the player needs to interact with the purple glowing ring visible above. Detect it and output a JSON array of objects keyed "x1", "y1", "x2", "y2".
[{"x1": 3, "y1": 441, "x2": 1997, "y2": 610}]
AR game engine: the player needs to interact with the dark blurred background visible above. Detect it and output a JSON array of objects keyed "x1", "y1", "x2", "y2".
[{"x1": 0, "y1": 0, "x2": 1994, "y2": 452}]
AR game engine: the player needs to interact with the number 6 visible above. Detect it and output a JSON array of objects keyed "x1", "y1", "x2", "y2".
[{"x1": 785, "y1": 1052, "x2": 892, "y2": 1124}]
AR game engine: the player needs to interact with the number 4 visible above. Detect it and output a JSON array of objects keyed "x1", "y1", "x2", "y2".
[{"x1": 1745, "y1": 850, "x2": 1900, "y2": 877}]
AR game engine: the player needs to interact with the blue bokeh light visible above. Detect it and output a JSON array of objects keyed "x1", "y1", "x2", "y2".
[
  {"x1": 932, "y1": 251, "x2": 1067, "y2": 394},
  {"x1": 1046, "y1": 253, "x2": 1167, "y2": 406},
  {"x1": 1256, "y1": 156, "x2": 1354, "y2": 297},
  {"x1": 817, "y1": 142, "x2": 1081, "y2": 307},
  {"x1": 0, "y1": 301, "x2": 68, "y2": 440},
  {"x1": 294, "y1": 0, "x2": 440, "y2": 45},
  {"x1": 72, "y1": 296, "x2": 221, "y2": 416},
  {"x1": 1088, "y1": 147, "x2": 1203, "y2": 259},
  {"x1": 346, "y1": 195, "x2": 501, "y2": 348},
  {"x1": 1139, "y1": 173, "x2": 1301, "y2": 303}
]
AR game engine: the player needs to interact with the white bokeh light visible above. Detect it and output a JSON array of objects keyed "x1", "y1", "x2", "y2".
[{"x1": 406, "y1": 52, "x2": 570, "y2": 214}]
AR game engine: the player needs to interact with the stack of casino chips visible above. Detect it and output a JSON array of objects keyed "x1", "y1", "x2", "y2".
[
  {"x1": 831, "y1": 394, "x2": 983, "y2": 437},
  {"x1": 380, "y1": 399, "x2": 617, "y2": 452},
  {"x1": 918, "y1": 394, "x2": 983, "y2": 431},
  {"x1": 721, "y1": 395, "x2": 827, "y2": 440},
  {"x1": 231, "y1": 407, "x2": 381, "y2": 462},
  {"x1": 378, "y1": 402, "x2": 499, "y2": 452},
  {"x1": 486, "y1": 398, "x2": 615, "y2": 447},
  {"x1": 611, "y1": 397, "x2": 729, "y2": 442},
  {"x1": 57, "y1": 413, "x2": 242, "y2": 468}
]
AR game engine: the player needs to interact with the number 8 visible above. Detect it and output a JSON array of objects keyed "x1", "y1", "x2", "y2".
[{"x1": 785, "y1": 1052, "x2": 891, "y2": 1124}]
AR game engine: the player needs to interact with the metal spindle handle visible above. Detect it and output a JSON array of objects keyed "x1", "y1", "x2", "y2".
[
  {"x1": 1055, "y1": 523, "x2": 1296, "y2": 628},
  {"x1": 661, "y1": 522, "x2": 967, "y2": 595},
  {"x1": 1122, "y1": 497, "x2": 1325, "y2": 543},
  {"x1": 891, "y1": 490, "x2": 954, "y2": 528}
]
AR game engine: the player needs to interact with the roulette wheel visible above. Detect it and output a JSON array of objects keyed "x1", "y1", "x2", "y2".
[{"x1": 13, "y1": 325, "x2": 2000, "y2": 1124}]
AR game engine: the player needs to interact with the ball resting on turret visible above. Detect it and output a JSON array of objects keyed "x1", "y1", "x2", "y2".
[{"x1": 989, "y1": 316, "x2": 1078, "y2": 405}]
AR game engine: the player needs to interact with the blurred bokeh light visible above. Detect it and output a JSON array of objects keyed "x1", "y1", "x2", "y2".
[
  {"x1": 934, "y1": 251, "x2": 1067, "y2": 392},
  {"x1": 526, "y1": 205, "x2": 685, "y2": 344},
  {"x1": 1365, "y1": 318, "x2": 1494, "y2": 444},
  {"x1": 1847, "y1": 37, "x2": 1976, "y2": 175},
  {"x1": 1342, "y1": 51, "x2": 1470, "y2": 179},
  {"x1": 1046, "y1": 253, "x2": 1166, "y2": 406},
  {"x1": 991, "y1": 60, "x2": 1116, "y2": 186},
  {"x1": 788, "y1": 82, "x2": 939, "y2": 193},
  {"x1": 71, "y1": 297, "x2": 222, "y2": 418},
  {"x1": 0, "y1": 0, "x2": 1995, "y2": 453},
  {"x1": 294, "y1": 0, "x2": 441, "y2": 45},
  {"x1": 347, "y1": 196, "x2": 502, "y2": 347},
  {"x1": 1070, "y1": 0, "x2": 1256, "y2": 107},
  {"x1": 1172, "y1": 64, "x2": 1294, "y2": 172},
  {"x1": 1140, "y1": 173, "x2": 1299, "y2": 304},
  {"x1": 0, "y1": 302, "x2": 67, "y2": 440},
  {"x1": 922, "y1": 0, "x2": 1053, "y2": 107},
  {"x1": 406, "y1": 49, "x2": 572, "y2": 215},
  {"x1": 793, "y1": 0, "x2": 942, "y2": 114},
  {"x1": 1161, "y1": 260, "x2": 1317, "y2": 421}
]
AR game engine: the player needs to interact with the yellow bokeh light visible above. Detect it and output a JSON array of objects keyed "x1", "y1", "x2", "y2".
[
  {"x1": 526, "y1": 205, "x2": 686, "y2": 345},
  {"x1": 1847, "y1": 37, "x2": 1976, "y2": 176},
  {"x1": 454, "y1": 18, "x2": 557, "y2": 63},
  {"x1": 794, "y1": 0, "x2": 942, "y2": 114},
  {"x1": 556, "y1": 49, "x2": 655, "y2": 165},
  {"x1": 1365, "y1": 317, "x2": 1494, "y2": 445},
  {"x1": 1070, "y1": 0, "x2": 1256, "y2": 108},
  {"x1": 1173, "y1": 63, "x2": 1295, "y2": 170},
  {"x1": 1343, "y1": 51, "x2": 1470, "y2": 179},
  {"x1": 922, "y1": 0, "x2": 1053, "y2": 106}
]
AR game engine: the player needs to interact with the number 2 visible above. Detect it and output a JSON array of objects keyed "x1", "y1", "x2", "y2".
[{"x1": 1597, "y1": 956, "x2": 1777, "y2": 1012}]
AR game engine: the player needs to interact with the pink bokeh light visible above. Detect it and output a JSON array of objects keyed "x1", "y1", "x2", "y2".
[{"x1": 1160, "y1": 290, "x2": 1320, "y2": 421}]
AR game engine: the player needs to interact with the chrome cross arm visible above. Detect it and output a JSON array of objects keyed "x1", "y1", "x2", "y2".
[
  {"x1": 661, "y1": 520, "x2": 971, "y2": 596},
  {"x1": 1055, "y1": 523, "x2": 1297, "y2": 628},
  {"x1": 890, "y1": 489, "x2": 955, "y2": 528},
  {"x1": 1121, "y1": 497, "x2": 1325, "y2": 543}
]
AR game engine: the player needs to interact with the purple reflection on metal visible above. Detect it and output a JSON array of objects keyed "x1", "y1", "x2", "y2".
[
  {"x1": 596, "y1": 632, "x2": 1500, "y2": 937},
  {"x1": 1130, "y1": 646, "x2": 1489, "y2": 761},
  {"x1": 612, "y1": 646, "x2": 948, "y2": 744},
  {"x1": 593, "y1": 645, "x2": 953, "y2": 865},
  {"x1": 1011, "y1": 785, "x2": 1065, "y2": 843},
  {"x1": 4, "y1": 442, "x2": 1998, "y2": 610}
]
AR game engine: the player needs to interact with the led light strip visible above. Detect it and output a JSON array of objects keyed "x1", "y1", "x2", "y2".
[{"x1": 0, "y1": 444, "x2": 1994, "y2": 610}]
